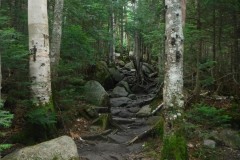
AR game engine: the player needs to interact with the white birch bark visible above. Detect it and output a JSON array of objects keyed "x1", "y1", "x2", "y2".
[
  {"x1": 50, "y1": 0, "x2": 64, "y2": 76},
  {"x1": 28, "y1": 0, "x2": 52, "y2": 105},
  {"x1": 163, "y1": 0, "x2": 184, "y2": 134}
]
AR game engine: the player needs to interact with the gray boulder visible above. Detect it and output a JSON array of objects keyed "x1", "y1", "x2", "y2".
[
  {"x1": 117, "y1": 60, "x2": 125, "y2": 67},
  {"x1": 94, "y1": 61, "x2": 114, "y2": 89},
  {"x1": 112, "y1": 86, "x2": 129, "y2": 97},
  {"x1": 117, "y1": 81, "x2": 132, "y2": 93},
  {"x1": 128, "y1": 94, "x2": 137, "y2": 100},
  {"x1": 84, "y1": 80, "x2": 109, "y2": 106},
  {"x1": 136, "y1": 105, "x2": 151, "y2": 117},
  {"x1": 142, "y1": 63, "x2": 155, "y2": 74},
  {"x1": 110, "y1": 97, "x2": 131, "y2": 107},
  {"x1": 124, "y1": 61, "x2": 134, "y2": 70},
  {"x1": 2, "y1": 136, "x2": 79, "y2": 160},
  {"x1": 203, "y1": 139, "x2": 216, "y2": 149},
  {"x1": 109, "y1": 68, "x2": 124, "y2": 82}
]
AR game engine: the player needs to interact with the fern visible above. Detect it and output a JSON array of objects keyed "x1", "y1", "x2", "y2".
[
  {"x1": 187, "y1": 103, "x2": 231, "y2": 127},
  {"x1": 0, "y1": 101, "x2": 14, "y2": 152},
  {"x1": 26, "y1": 108, "x2": 56, "y2": 128}
]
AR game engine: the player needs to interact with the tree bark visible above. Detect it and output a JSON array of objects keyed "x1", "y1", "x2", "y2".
[
  {"x1": 163, "y1": 0, "x2": 184, "y2": 136},
  {"x1": 108, "y1": 0, "x2": 116, "y2": 65},
  {"x1": 50, "y1": 0, "x2": 64, "y2": 77},
  {"x1": 28, "y1": 0, "x2": 52, "y2": 105},
  {"x1": 193, "y1": 0, "x2": 202, "y2": 97}
]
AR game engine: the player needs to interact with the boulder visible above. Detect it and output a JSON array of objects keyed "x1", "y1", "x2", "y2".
[
  {"x1": 142, "y1": 63, "x2": 155, "y2": 74},
  {"x1": 203, "y1": 139, "x2": 216, "y2": 149},
  {"x1": 112, "y1": 86, "x2": 129, "y2": 97},
  {"x1": 94, "y1": 61, "x2": 114, "y2": 89},
  {"x1": 110, "y1": 97, "x2": 131, "y2": 107},
  {"x1": 124, "y1": 61, "x2": 134, "y2": 70},
  {"x1": 136, "y1": 105, "x2": 151, "y2": 117},
  {"x1": 117, "y1": 60, "x2": 125, "y2": 67},
  {"x1": 109, "y1": 67, "x2": 124, "y2": 82},
  {"x1": 128, "y1": 94, "x2": 137, "y2": 100},
  {"x1": 2, "y1": 136, "x2": 79, "y2": 160},
  {"x1": 84, "y1": 80, "x2": 109, "y2": 106},
  {"x1": 117, "y1": 81, "x2": 132, "y2": 93}
]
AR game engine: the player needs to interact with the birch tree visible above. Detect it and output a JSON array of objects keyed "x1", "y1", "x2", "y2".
[
  {"x1": 161, "y1": 0, "x2": 187, "y2": 159},
  {"x1": 28, "y1": 0, "x2": 52, "y2": 106},
  {"x1": 50, "y1": 0, "x2": 64, "y2": 77}
]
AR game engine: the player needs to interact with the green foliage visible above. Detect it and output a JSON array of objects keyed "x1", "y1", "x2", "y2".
[
  {"x1": 0, "y1": 101, "x2": 14, "y2": 152},
  {"x1": 161, "y1": 133, "x2": 188, "y2": 160},
  {"x1": 26, "y1": 107, "x2": 56, "y2": 129},
  {"x1": 0, "y1": 102, "x2": 13, "y2": 128},
  {"x1": 153, "y1": 117, "x2": 164, "y2": 140},
  {"x1": 186, "y1": 103, "x2": 231, "y2": 127},
  {"x1": 0, "y1": 144, "x2": 12, "y2": 152}
]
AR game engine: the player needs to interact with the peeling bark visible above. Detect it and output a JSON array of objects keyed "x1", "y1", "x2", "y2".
[{"x1": 28, "y1": 0, "x2": 52, "y2": 105}]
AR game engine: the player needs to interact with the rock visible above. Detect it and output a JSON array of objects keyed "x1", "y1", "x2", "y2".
[
  {"x1": 111, "y1": 108, "x2": 121, "y2": 116},
  {"x1": 142, "y1": 63, "x2": 155, "y2": 74},
  {"x1": 2, "y1": 136, "x2": 79, "y2": 160},
  {"x1": 146, "y1": 116, "x2": 161, "y2": 125},
  {"x1": 110, "y1": 97, "x2": 131, "y2": 107},
  {"x1": 203, "y1": 139, "x2": 216, "y2": 149},
  {"x1": 109, "y1": 67, "x2": 124, "y2": 82},
  {"x1": 112, "y1": 86, "x2": 129, "y2": 97},
  {"x1": 117, "y1": 81, "x2": 132, "y2": 93},
  {"x1": 114, "y1": 52, "x2": 121, "y2": 57},
  {"x1": 218, "y1": 129, "x2": 240, "y2": 149},
  {"x1": 128, "y1": 106, "x2": 140, "y2": 113},
  {"x1": 136, "y1": 105, "x2": 151, "y2": 117},
  {"x1": 118, "y1": 111, "x2": 134, "y2": 118},
  {"x1": 128, "y1": 94, "x2": 137, "y2": 100},
  {"x1": 94, "y1": 61, "x2": 114, "y2": 89},
  {"x1": 131, "y1": 84, "x2": 146, "y2": 94},
  {"x1": 84, "y1": 80, "x2": 109, "y2": 106},
  {"x1": 117, "y1": 60, "x2": 125, "y2": 67},
  {"x1": 124, "y1": 61, "x2": 134, "y2": 70}
]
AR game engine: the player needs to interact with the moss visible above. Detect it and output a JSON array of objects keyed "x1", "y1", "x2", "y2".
[
  {"x1": 99, "y1": 114, "x2": 111, "y2": 130},
  {"x1": 161, "y1": 133, "x2": 188, "y2": 160},
  {"x1": 25, "y1": 98, "x2": 57, "y2": 142}
]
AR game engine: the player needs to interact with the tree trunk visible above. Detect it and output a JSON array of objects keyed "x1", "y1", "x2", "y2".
[
  {"x1": 161, "y1": 0, "x2": 186, "y2": 159},
  {"x1": 28, "y1": 0, "x2": 52, "y2": 106},
  {"x1": 50, "y1": 0, "x2": 64, "y2": 77},
  {"x1": 133, "y1": 0, "x2": 143, "y2": 85},
  {"x1": 193, "y1": 0, "x2": 202, "y2": 97},
  {"x1": 108, "y1": 0, "x2": 115, "y2": 65}
]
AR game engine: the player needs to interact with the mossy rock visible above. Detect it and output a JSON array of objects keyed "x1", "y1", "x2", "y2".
[
  {"x1": 93, "y1": 61, "x2": 114, "y2": 89},
  {"x1": 83, "y1": 80, "x2": 110, "y2": 107}
]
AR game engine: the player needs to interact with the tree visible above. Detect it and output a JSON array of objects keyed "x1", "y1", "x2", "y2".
[
  {"x1": 50, "y1": 0, "x2": 64, "y2": 78},
  {"x1": 28, "y1": 0, "x2": 52, "y2": 106},
  {"x1": 161, "y1": 0, "x2": 187, "y2": 159}
]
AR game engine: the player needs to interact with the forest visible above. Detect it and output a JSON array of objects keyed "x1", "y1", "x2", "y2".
[{"x1": 0, "y1": 0, "x2": 240, "y2": 159}]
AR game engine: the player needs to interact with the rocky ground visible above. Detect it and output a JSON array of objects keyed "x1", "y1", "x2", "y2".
[
  {"x1": 76, "y1": 61, "x2": 161, "y2": 160},
  {"x1": 1, "y1": 60, "x2": 240, "y2": 160}
]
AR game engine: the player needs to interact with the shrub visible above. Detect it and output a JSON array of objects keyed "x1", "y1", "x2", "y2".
[
  {"x1": 0, "y1": 101, "x2": 14, "y2": 152},
  {"x1": 186, "y1": 103, "x2": 231, "y2": 127}
]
